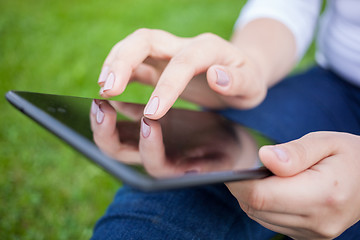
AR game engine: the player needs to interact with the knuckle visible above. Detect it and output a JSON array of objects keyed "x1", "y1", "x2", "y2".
[
  {"x1": 315, "y1": 222, "x2": 344, "y2": 239},
  {"x1": 323, "y1": 184, "x2": 348, "y2": 210},
  {"x1": 196, "y1": 32, "x2": 219, "y2": 42},
  {"x1": 238, "y1": 202, "x2": 252, "y2": 216},
  {"x1": 246, "y1": 186, "x2": 266, "y2": 212},
  {"x1": 325, "y1": 192, "x2": 346, "y2": 209},
  {"x1": 157, "y1": 81, "x2": 180, "y2": 97},
  {"x1": 193, "y1": 32, "x2": 221, "y2": 49},
  {"x1": 239, "y1": 202, "x2": 257, "y2": 220},
  {"x1": 308, "y1": 191, "x2": 349, "y2": 239},
  {"x1": 285, "y1": 138, "x2": 308, "y2": 163},
  {"x1": 157, "y1": 81, "x2": 173, "y2": 91},
  {"x1": 304, "y1": 131, "x2": 326, "y2": 141},
  {"x1": 169, "y1": 55, "x2": 196, "y2": 74},
  {"x1": 170, "y1": 54, "x2": 191, "y2": 66},
  {"x1": 133, "y1": 28, "x2": 152, "y2": 38}
]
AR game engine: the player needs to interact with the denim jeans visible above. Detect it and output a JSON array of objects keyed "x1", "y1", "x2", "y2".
[{"x1": 92, "y1": 67, "x2": 360, "y2": 239}]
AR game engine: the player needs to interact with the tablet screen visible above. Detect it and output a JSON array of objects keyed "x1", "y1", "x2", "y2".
[{"x1": 10, "y1": 91, "x2": 273, "y2": 181}]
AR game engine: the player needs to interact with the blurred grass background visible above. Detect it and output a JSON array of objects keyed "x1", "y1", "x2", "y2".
[{"x1": 0, "y1": 0, "x2": 315, "y2": 239}]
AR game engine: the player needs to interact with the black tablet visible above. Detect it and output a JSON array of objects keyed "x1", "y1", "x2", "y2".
[{"x1": 6, "y1": 90, "x2": 273, "y2": 191}]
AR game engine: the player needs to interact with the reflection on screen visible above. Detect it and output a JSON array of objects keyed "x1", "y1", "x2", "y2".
[{"x1": 17, "y1": 92, "x2": 273, "y2": 179}]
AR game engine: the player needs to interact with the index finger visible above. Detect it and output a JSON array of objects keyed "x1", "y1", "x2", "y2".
[
  {"x1": 143, "y1": 33, "x2": 244, "y2": 119},
  {"x1": 98, "y1": 29, "x2": 186, "y2": 98}
]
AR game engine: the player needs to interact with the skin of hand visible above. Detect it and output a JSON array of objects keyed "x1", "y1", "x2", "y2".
[
  {"x1": 226, "y1": 131, "x2": 360, "y2": 240},
  {"x1": 97, "y1": 18, "x2": 296, "y2": 120}
]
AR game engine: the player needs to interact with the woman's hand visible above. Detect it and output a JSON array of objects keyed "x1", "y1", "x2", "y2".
[
  {"x1": 226, "y1": 132, "x2": 360, "y2": 239},
  {"x1": 97, "y1": 28, "x2": 267, "y2": 119}
]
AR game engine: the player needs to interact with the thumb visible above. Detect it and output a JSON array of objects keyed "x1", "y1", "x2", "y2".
[
  {"x1": 206, "y1": 64, "x2": 266, "y2": 109},
  {"x1": 259, "y1": 132, "x2": 338, "y2": 177}
]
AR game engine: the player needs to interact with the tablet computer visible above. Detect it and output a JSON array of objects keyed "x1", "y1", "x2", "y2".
[{"x1": 6, "y1": 90, "x2": 272, "y2": 191}]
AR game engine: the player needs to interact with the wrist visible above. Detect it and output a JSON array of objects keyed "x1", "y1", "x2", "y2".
[{"x1": 231, "y1": 18, "x2": 297, "y2": 87}]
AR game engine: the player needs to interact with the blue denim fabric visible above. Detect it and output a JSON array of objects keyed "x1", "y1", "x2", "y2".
[
  {"x1": 219, "y1": 66, "x2": 360, "y2": 143},
  {"x1": 92, "y1": 67, "x2": 360, "y2": 240},
  {"x1": 92, "y1": 184, "x2": 277, "y2": 240}
]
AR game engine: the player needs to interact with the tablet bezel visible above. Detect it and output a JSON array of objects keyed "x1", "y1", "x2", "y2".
[{"x1": 6, "y1": 90, "x2": 272, "y2": 191}]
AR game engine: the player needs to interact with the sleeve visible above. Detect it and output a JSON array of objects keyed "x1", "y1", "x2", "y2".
[{"x1": 235, "y1": 0, "x2": 323, "y2": 60}]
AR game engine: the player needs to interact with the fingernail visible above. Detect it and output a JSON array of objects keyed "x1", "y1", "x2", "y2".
[
  {"x1": 98, "y1": 66, "x2": 109, "y2": 84},
  {"x1": 141, "y1": 118, "x2": 151, "y2": 138},
  {"x1": 215, "y1": 68, "x2": 230, "y2": 87},
  {"x1": 91, "y1": 100, "x2": 98, "y2": 115},
  {"x1": 103, "y1": 72, "x2": 115, "y2": 91},
  {"x1": 99, "y1": 87, "x2": 104, "y2": 95},
  {"x1": 144, "y1": 96, "x2": 159, "y2": 115},
  {"x1": 96, "y1": 105, "x2": 105, "y2": 124},
  {"x1": 272, "y1": 146, "x2": 289, "y2": 162}
]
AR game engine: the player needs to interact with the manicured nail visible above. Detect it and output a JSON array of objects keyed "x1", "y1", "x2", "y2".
[
  {"x1": 144, "y1": 96, "x2": 159, "y2": 115},
  {"x1": 103, "y1": 72, "x2": 115, "y2": 91},
  {"x1": 272, "y1": 146, "x2": 289, "y2": 162},
  {"x1": 91, "y1": 100, "x2": 99, "y2": 115},
  {"x1": 215, "y1": 68, "x2": 230, "y2": 87},
  {"x1": 96, "y1": 105, "x2": 105, "y2": 124},
  {"x1": 141, "y1": 118, "x2": 151, "y2": 138},
  {"x1": 99, "y1": 87, "x2": 104, "y2": 95},
  {"x1": 98, "y1": 66, "x2": 109, "y2": 84}
]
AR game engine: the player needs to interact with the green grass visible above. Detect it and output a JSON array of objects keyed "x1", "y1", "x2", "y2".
[{"x1": 0, "y1": 0, "x2": 314, "y2": 239}]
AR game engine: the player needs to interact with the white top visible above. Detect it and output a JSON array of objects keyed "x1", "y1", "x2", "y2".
[{"x1": 236, "y1": 0, "x2": 360, "y2": 86}]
